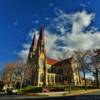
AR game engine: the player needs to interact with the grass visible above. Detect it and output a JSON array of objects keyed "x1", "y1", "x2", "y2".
[{"x1": 20, "y1": 85, "x2": 98, "y2": 93}]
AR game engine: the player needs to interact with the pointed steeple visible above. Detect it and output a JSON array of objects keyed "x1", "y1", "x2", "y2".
[
  {"x1": 37, "y1": 26, "x2": 45, "y2": 52},
  {"x1": 27, "y1": 33, "x2": 37, "y2": 63},
  {"x1": 31, "y1": 33, "x2": 37, "y2": 50},
  {"x1": 39, "y1": 26, "x2": 44, "y2": 43}
]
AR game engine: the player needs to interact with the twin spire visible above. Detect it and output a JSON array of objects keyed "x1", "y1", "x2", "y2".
[
  {"x1": 27, "y1": 26, "x2": 45, "y2": 63},
  {"x1": 31, "y1": 26, "x2": 44, "y2": 51}
]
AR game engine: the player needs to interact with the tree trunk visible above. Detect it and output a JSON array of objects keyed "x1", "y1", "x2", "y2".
[
  {"x1": 80, "y1": 57, "x2": 87, "y2": 90},
  {"x1": 83, "y1": 70, "x2": 87, "y2": 90},
  {"x1": 96, "y1": 70, "x2": 99, "y2": 88},
  {"x1": 19, "y1": 75, "x2": 24, "y2": 93},
  {"x1": 19, "y1": 81, "x2": 23, "y2": 93},
  {"x1": 69, "y1": 83, "x2": 71, "y2": 93},
  {"x1": 68, "y1": 75, "x2": 72, "y2": 93}
]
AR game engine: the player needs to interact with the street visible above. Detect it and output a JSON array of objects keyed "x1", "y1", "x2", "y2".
[
  {"x1": 0, "y1": 94, "x2": 74, "y2": 100},
  {"x1": 0, "y1": 90, "x2": 100, "y2": 100},
  {"x1": 0, "y1": 94, "x2": 40, "y2": 100},
  {"x1": 0, "y1": 95, "x2": 100, "y2": 100}
]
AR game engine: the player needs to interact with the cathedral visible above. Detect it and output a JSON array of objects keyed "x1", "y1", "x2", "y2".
[{"x1": 27, "y1": 27, "x2": 82, "y2": 86}]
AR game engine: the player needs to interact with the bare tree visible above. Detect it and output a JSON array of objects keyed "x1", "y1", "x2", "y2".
[
  {"x1": 85, "y1": 49, "x2": 100, "y2": 88},
  {"x1": 2, "y1": 62, "x2": 15, "y2": 87},
  {"x1": 74, "y1": 50, "x2": 89, "y2": 90},
  {"x1": 14, "y1": 61, "x2": 32, "y2": 92},
  {"x1": 2, "y1": 60, "x2": 32, "y2": 92}
]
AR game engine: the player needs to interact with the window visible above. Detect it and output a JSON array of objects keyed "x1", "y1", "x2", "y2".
[{"x1": 51, "y1": 75, "x2": 54, "y2": 82}]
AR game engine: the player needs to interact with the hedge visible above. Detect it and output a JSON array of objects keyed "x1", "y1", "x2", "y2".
[{"x1": 21, "y1": 86, "x2": 42, "y2": 93}]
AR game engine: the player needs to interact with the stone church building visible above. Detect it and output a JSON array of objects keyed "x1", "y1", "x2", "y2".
[{"x1": 27, "y1": 27, "x2": 83, "y2": 86}]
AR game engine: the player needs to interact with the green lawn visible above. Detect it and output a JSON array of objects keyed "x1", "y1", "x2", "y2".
[{"x1": 20, "y1": 85, "x2": 97, "y2": 93}]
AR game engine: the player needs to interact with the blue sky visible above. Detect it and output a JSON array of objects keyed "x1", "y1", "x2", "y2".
[{"x1": 0, "y1": 0, "x2": 100, "y2": 73}]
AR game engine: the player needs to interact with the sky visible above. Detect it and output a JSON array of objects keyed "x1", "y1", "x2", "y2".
[{"x1": 0, "y1": 0, "x2": 100, "y2": 73}]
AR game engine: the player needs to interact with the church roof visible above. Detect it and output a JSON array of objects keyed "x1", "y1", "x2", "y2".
[
  {"x1": 52, "y1": 57, "x2": 73, "y2": 66},
  {"x1": 47, "y1": 57, "x2": 58, "y2": 65},
  {"x1": 46, "y1": 57, "x2": 73, "y2": 66}
]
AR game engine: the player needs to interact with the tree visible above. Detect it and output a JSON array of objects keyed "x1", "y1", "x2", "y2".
[
  {"x1": 74, "y1": 50, "x2": 89, "y2": 90},
  {"x1": 85, "y1": 49, "x2": 100, "y2": 88},
  {"x1": 2, "y1": 60, "x2": 32, "y2": 92},
  {"x1": 2, "y1": 62, "x2": 15, "y2": 87},
  {"x1": 14, "y1": 61, "x2": 32, "y2": 92}
]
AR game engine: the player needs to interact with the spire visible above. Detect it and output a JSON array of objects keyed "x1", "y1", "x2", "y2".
[
  {"x1": 31, "y1": 33, "x2": 37, "y2": 49},
  {"x1": 27, "y1": 33, "x2": 37, "y2": 63},
  {"x1": 37, "y1": 26, "x2": 45, "y2": 51},
  {"x1": 39, "y1": 26, "x2": 44, "y2": 42}
]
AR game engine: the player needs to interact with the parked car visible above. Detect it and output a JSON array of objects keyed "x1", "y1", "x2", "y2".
[{"x1": 12, "y1": 89, "x2": 18, "y2": 94}]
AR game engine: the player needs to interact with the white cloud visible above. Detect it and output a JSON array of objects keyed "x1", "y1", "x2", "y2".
[
  {"x1": 23, "y1": 43, "x2": 31, "y2": 49},
  {"x1": 72, "y1": 11, "x2": 95, "y2": 34},
  {"x1": 66, "y1": 33, "x2": 100, "y2": 50},
  {"x1": 46, "y1": 10, "x2": 100, "y2": 59},
  {"x1": 18, "y1": 49, "x2": 29, "y2": 62},
  {"x1": 50, "y1": 10, "x2": 99, "y2": 50},
  {"x1": 18, "y1": 9, "x2": 100, "y2": 61},
  {"x1": 53, "y1": 10, "x2": 95, "y2": 34},
  {"x1": 18, "y1": 30, "x2": 39, "y2": 62}
]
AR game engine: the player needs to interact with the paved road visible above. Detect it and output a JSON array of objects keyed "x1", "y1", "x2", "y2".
[
  {"x1": 0, "y1": 95, "x2": 100, "y2": 100},
  {"x1": 0, "y1": 94, "x2": 40, "y2": 100},
  {"x1": 0, "y1": 94, "x2": 76, "y2": 100},
  {"x1": 0, "y1": 90, "x2": 100, "y2": 100}
]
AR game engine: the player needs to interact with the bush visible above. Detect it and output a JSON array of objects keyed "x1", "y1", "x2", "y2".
[
  {"x1": 21, "y1": 85, "x2": 66, "y2": 93},
  {"x1": 21, "y1": 86, "x2": 42, "y2": 93}
]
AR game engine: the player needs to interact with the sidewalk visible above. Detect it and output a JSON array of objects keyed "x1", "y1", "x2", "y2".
[{"x1": 24, "y1": 89, "x2": 100, "y2": 97}]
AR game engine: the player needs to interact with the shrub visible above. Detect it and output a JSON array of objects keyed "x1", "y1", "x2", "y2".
[{"x1": 21, "y1": 86, "x2": 42, "y2": 93}]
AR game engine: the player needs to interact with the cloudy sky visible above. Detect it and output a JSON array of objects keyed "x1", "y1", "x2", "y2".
[{"x1": 0, "y1": 0, "x2": 100, "y2": 71}]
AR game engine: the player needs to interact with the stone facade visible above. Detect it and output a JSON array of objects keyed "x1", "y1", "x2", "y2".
[{"x1": 27, "y1": 27, "x2": 82, "y2": 86}]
